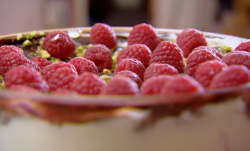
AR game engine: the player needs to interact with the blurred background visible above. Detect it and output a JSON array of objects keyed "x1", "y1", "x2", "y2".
[{"x1": 0, "y1": 0, "x2": 249, "y2": 38}]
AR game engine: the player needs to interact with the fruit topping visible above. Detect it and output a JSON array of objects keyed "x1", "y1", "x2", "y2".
[
  {"x1": 161, "y1": 75, "x2": 205, "y2": 95},
  {"x1": 141, "y1": 75, "x2": 173, "y2": 95},
  {"x1": 90, "y1": 23, "x2": 117, "y2": 49},
  {"x1": 176, "y1": 28, "x2": 207, "y2": 57},
  {"x1": 4, "y1": 65, "x2": 48, "y2": 92},
  {"x1": 235, "y1": 40, "x2": 250, "y2": 52},
  {"x1": 69, "y1": 57, "x2": 98, "y2": 75},
  {"x1": 117, "y1": 44, "x2": 152, "y2": 67},
  {"x1": 0, "y1": 45, "x2": 40, "y2": 76},
  {"x1": 194, "y1": 60, "x2": 228, "y2": 89},
  {"x1": 31, "y1": 57, "x2": 51, "y2": 69},
  {"x1": 209, "y1": 65, "x2": 250, "y2": 90},
  {"x1": 69, "y1": 72, "x2": 107, "y2": 95},
  {"x1": 41, "y1": 62, "x2": 78, "y2": 91},
  {"x1": 186, "y1": 47, "x2": 221, "y2": 77},
  {"x1": 127, "y1": 23, "x2": 161, "y2": 52},
  {"x1": 43, "y1": 31, "x2": 75, "y2": 59},
  {"x1": 115, "y1": 58, "x2": 145, "y2": 80},
  {"x1": 144, "y1": 63, "x2": 178, "y2": 80},
  {"x1": 222, "y1": 50, "x2": 250, "y2": 70},
  {"x1": 101, "y1": 75, "x2": 139, "y2": 95},
  {"x1": 83, "y1": 44, "x2": 113, "y2": 72},
  {"x1": 149, "y1": 41, "x2": 185, "y2": 73},
  {"x1": 115, "y1": 70, "x2": 142, "y2": 87}
]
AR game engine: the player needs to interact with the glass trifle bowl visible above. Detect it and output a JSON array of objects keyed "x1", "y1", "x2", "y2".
[{"x1": 0, "y1": 25, "x2": 250, "y2": 151}]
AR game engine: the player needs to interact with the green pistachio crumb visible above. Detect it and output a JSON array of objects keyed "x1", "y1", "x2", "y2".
[
  {"x1": 50, "y1": 57, "x2": 61, "y2": 63},
  {"x1": 221, "y1": 46, "x2": 233, "y2": 52},
  {"x1": 19, "y1": 48, "x2": 24, "y2": 53},
  {"x1": 39, "y1": 37, "x2": 44, "y2": 47},
  {"x1": 0, "y1": 75, "x2": 5, "y2": 88},
  {"x1": 38, "y1": 31, "x2": 45, "y2": 36},
  {"x1": 103, "y1": 69, "x2": 111, "y2": 75},
  {"x1": 100, "y1": 75, "x2": 112, "y2": 83},
  {"x1": 22, "y1": 40, "x2": 32, "y2": 47},
  {"x1": 26, "y1": 31, "x2": 36, "y2": 40},
  {"x1": 75, "y1": 45, "x2": 87, "y2": 57},
  {"x1": 17, "y1": 34, "x2": 22, "y2": 41}
]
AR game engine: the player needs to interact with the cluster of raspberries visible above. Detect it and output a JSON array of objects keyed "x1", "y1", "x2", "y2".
[{"x1": 1, "y1": 23, "x2": 250, "y2": 98}]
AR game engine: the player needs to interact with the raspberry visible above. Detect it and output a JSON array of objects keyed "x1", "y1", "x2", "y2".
[
  {"x1": 83, "y1": 44, "x2": 112, "y2": 72},
  {"x1": 9, "y1": 85, "x2": 40, "y2": 93},
  {"x1": 193, "y1": 46, "x2": 222, "y2": 59},
  {"x1": 149, "y1": 41, "x2": 185, "y2": 73},
  {"x1": 117, "y1": 44, "x2": 152, "y2": 67},
  {"x1": 43, "y1": 31, "x2": 75, "y2": 59},
  {"x1": 90, "y1": 23, "x2": 116, "y2": 49},
  {"x1": 141, "y1": 75, "x2": 173, "y2": 95},
  {"x1": 194, "y1": 60, "x2": 228, "y2": 89},
  {"x1": 235, "y1": 41, "x2": 250, "y2": 52},
  {"x1": 209, "y1": 65, "x2": 250, "y2": 90},
  {"x1": 69, "y1": 72, "x2": 107, "y2": 95},
  {"x1": 4, "y1": 65, "x2": 48, "y2": 92},
  {"x1": 115, "y1": 70, "x2": 142, "y2": 87},
  {"x1": 31, "y1": 57, "x2": 51, "y2": 69},
  {"x1": 68, "y1": 57, "x2": 98, "y2": 75},
  {"x1": 144, "y1": 63, "x2": 178, "y2": 80},
  {"x1": 186, "y1": 48, "x2": 221, "y2": 77},
  {"x1": 222, "y1": 51, "x2": 250, "y2": 70},
  {"x1": 0, "y1": 45, "x2": 40, "y2": 75},
  {"x1": 115, "y1": 58, "x2": 145, "y2": 80},
  {"x1": 176, "y1": 28, "x2": 207, "y2": 57},
  {"x1": 41, "y1": 62, "x2": 78, "y2": 91},
  {"x1": 161, "y1": 75, "x2": 205, "y2": 95},
  {"x1": 101, "y1": 75, "x2": 139, "y2": 95},
  {"x1": 127, "y1": 23, "x2": 161, "y2": 52}
]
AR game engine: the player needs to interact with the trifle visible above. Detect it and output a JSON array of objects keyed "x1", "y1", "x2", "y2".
[{"x1": 0, "y1": 23, "x2": 250, "y2": 151}]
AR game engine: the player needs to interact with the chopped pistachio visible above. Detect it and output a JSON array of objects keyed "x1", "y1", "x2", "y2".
[
  {"x1": 22, "y1": 40, "x2": 32, "y2": 47},
  {"x1": 38, "y1": 31, "x2": 45, "y2": 36},
  {"x1": 26, "y1": 31, "x2": 36, "y2": 39},
  {"x1": 17, "y1": 34, "x2": 22, "y2": 41},
  {"x1": 75, "y1": 45, "x2": 87, "y2": 57},
  {"x1": 103, "y1": 69, "x2": 111, "y2": 75},
  {"x1": 19, "y1": 48, "x2": 24, "y2": 53},
  {"x1": 221, "y1": 46, "x2": 233, "y2": 52},
  {"x1": 12, "y1": 39, "x2": 14, "y2": 43},
  {"x1": 41, "y1": 51, "x2": 51, "y2": 59},
  {"x1": 100, "y1": 75, "x2": 112, "y2": 83},
  {"x1": 112, "y1": 51, "x2": 119, "y2": 64},
  {"x1": 39, "y1": 37, "x2": 45, "y2": 47},
  {"x1": 0, "y1": 75, "x2": 4, "y2": 88},
  {"x1": 50, "y1": 57, "x2": 61, "y2": 63}
]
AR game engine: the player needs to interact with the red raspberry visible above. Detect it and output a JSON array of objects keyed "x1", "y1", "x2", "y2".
[
  {"x1": 161, "y1": 75, "x2": 205, "y2": 95},
  {"x1": 117, "y1": 44, "x2": 152, "y2": 67},
  {"x1": 101, "y1": 75, "x2": 139, "y2": 95},
  {"x1": 43, "y1": 31, "x2": 75, "y2": 59},
  {"x1": 84, "y1": 44, "x2": 112, "y2": 72},
  {"x1": 69, "y1": 72, "x2": 107, "y2": 95},
  {"x1": 192, "y1": 46, "x2": 222, "y2": 59},
  {"x1": 235, "y1": 41, "x2": 250, "y2": 52},
  {"x1": 90, "y1": 23, "x2": 117, "y2": 49},
  {"x1": 149, "y1": 41, "x2": 185, "y2": 73},
  {"x1": 31, "y1": 57, "x2": 51, "y2": 69},
  {"x1": 41, "y1": 62, "x2": 78, "y2": 91},
  {"x1": 176, "y1": 28, "x2": 207, "y2": 57},
  {"x1": 0, "y1": 45, "x2": 40, "y2": 75},
  {"x1": 9, "y1": 85, "x2": 41, "y2": 93},
  {"x1": 222, "y1": 51, "x2": 250, "y2": 70},
  {"x1": 4, "y1": 65, "x2": 48, "y2": 92},
  {"x1": 144, "y1": 63, "x2": 178, "y2": 80},
  {"x1": 115, "y1": 58, "x2": 145, "y2": 80},
  {"x1": 115, "y1": 70, "x2": 142, "y2": 87},
  {"x1": 68, "y1": 57, "x2": 98, "y2": 75},
  {"x1": 141, "y1": 75, "x2": 173, "y2": 95},
  {"x1": 209, "y1": 65, "x2": 250, "y2": 90},
  {"x1": 194, "y1": 60, "x2": 228, "y2": 89},
  {"x1": 186, "y1": 48, "x2": 221, "y2": 77},
  {"x1": 127, "y1": 23, "x2": 161, "y2": 52}
]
